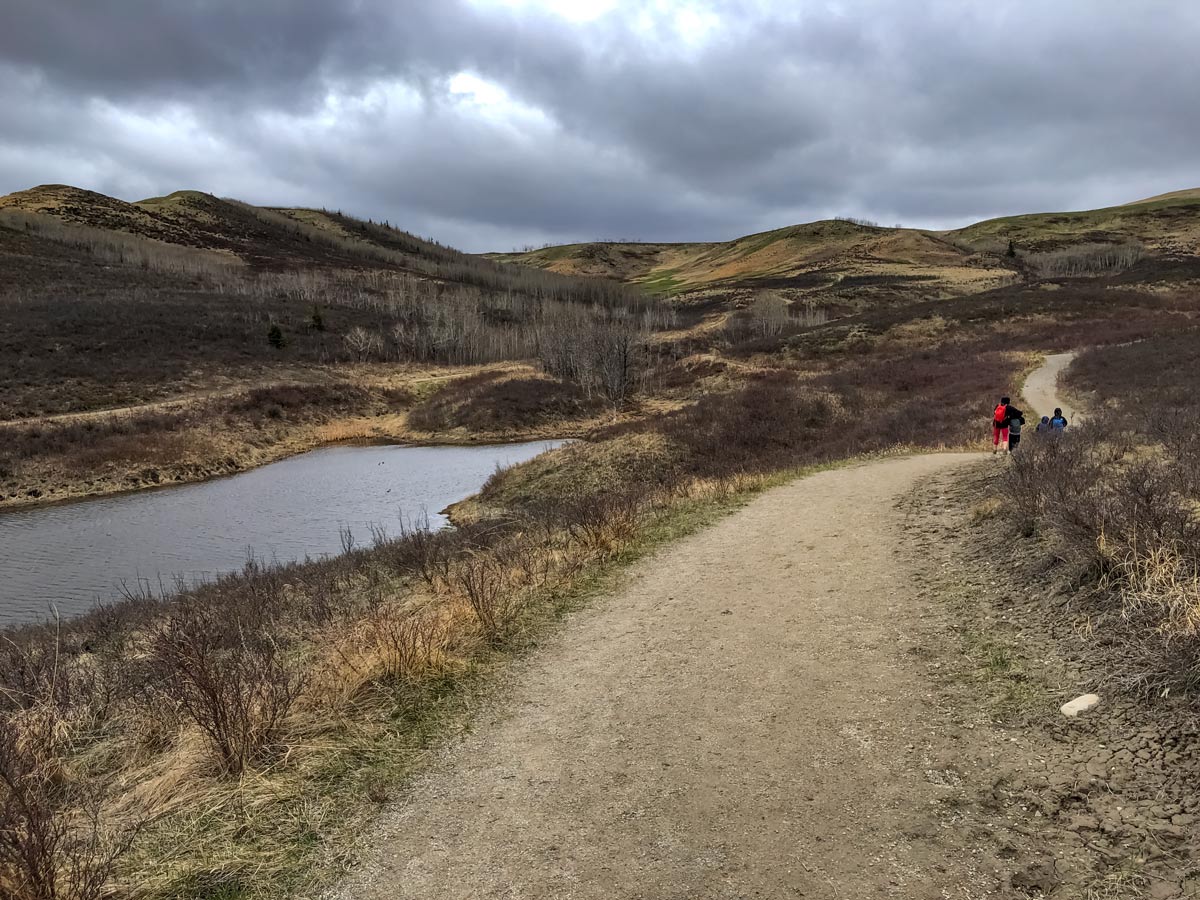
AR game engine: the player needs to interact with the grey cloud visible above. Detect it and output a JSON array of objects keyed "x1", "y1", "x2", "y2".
[{"x1": 1, "y1": 0, "x2": 1198, "y2": 251}]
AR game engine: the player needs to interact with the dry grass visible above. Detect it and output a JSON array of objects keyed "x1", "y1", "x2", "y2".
[
  {"x1": 8, "y1": 179, "x2": 1200, "y2": 897},
  {"x1": 0, "y1": 324, "x2": 1032, "y2": 898},
  {"x1": 970, "y1": 497, "x2": 1004, "y2": 524},
  {"x1": 1003, "y1": 331, "x2": 1200, "y2": 699},
  {"x1": 0, "y1": 463, "x2": 764, "y2": 898}
]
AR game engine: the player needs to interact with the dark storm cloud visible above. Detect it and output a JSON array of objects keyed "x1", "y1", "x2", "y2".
[{"x1": 1, "y1": 0, "x2": 1198, "y2": 251}]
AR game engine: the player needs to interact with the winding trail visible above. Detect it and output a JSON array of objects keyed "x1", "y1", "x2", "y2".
[
  {"x1": 332, "y1": 356, "x2": 1078, "y2": 899},
  {"x1": 1022, "y1": 351, "x2": 1079, "y2": 422}
]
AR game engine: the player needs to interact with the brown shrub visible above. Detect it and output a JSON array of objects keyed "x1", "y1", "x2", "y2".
[
  {"x1": 407, "y1": 371, "x2": 601, "y2": 433},
  {"x1": 1006, "y1": 399, "x2": 1200, "y2": 696},
  {"x1": 367, "y1": 607, "x2": 450, "y2": 684},
  {"x1": 658, "y1": 371, "x2": 838, "y2": 478},
  {"x1": 0, "y1": 714, "x2": 134, "y2": 900},
  {"x1": 148, "y1": 607, "x2": 305, "y2": 773},
  {"x1": 450, "y1": 552, "x2": 511, "y2": 642}
]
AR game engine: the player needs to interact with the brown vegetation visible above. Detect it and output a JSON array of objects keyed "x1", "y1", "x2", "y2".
[
  {"x1": 1004, "y1": 331, "x2": 1200, "y2": 697},
  {"x1": 1025, "y1": 240, "x2": 1145, "y2": 278},
  {"x1": 407, "y1": 371, "x2": 603, "y2": 434},
  {"x1": 5, "y1": 180, "x2": 1200, "y2": 896},
  {"x1": 0, "y1": 323, "x2": 1033, "y2": 896}
]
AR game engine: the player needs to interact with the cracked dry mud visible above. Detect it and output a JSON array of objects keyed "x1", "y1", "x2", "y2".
[{"x1": 911, "y1": 465, "x2": 1200, "y2": 899}]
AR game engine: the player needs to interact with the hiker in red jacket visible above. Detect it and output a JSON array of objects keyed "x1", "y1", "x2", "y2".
[{"x1": 992, "y1": 396, "x2": 1011, "y2": 454}]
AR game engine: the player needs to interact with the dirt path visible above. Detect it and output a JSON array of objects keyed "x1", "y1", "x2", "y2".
[
  {"x1": 329, "y1": 354, "x2": 1093, "y2": 898},
  {"x1": 1023, "y1": 351, "x2": 1079, "y2": 422},
  {"x1": 331, "y1": 452, "x2": 1046, "y2": 899}
]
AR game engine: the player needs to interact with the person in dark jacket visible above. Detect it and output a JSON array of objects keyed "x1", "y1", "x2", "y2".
[
  {"x1": 1006, "y1": 406, "x2": 1026, "y2": 452},
  {"x1": 1049, "y1": 408, "x2": 1069, "y2": 430}
]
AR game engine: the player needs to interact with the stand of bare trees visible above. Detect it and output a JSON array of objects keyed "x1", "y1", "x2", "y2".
[
  {"x1": 1026, "y1": 241, "x2": 1145, "y2": 278},
  {"x1": 227, "y1": 270, "x2": 665, "y2": 402}
]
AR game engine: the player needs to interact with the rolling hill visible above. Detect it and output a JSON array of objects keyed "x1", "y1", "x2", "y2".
[
  {"x1": 489, "y1": 192, "x2": 1200, "y2": 304},
  {"x1": 944, "y1": 192, "x2": 1200, "y2": 257},
  {"x1": 489, "y1": 219, "x2": 1015, "y2": 304},
  {"x1": 0, "y1": 183, "x2": 464, "y2": 273}
]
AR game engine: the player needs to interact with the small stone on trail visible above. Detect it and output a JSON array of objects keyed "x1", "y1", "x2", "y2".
[{"x1": 1060, "y1": 693, "x2": 1101, "y2": 717}]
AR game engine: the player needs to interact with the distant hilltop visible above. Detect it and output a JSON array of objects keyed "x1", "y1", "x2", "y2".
[{"x1": 3, "y1": 182, "x2": 1199, "y2": 304}]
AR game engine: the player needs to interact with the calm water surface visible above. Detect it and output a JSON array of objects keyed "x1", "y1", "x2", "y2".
[{"x1": 0, "y1": 441, "x2": 563, "y2": 626}]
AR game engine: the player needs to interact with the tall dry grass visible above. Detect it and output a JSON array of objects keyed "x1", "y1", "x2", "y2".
[{"x1": 0, "y1": 467, "x2": 690, "y2": 896}]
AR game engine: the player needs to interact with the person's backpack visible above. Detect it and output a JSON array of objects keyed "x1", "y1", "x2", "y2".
[{"x1": 993, "y1": 404, "x2": 1009, "y2": 427}]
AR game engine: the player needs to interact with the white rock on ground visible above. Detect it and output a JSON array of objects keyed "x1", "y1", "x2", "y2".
[{"x1": 1061, "y1": 694, "x2": 1101, "y2": 717}]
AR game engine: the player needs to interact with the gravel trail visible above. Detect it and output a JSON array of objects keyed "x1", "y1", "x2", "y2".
[
  {"x1": 330, "y1": 452, "x2": 1026, "y2": 899},
  {"x1": 331, "y1": 354, "x2": 1088, "y2": 899},
  {"x1": 1022, "y1": 350, "x2": 1079, "y2": 422}
]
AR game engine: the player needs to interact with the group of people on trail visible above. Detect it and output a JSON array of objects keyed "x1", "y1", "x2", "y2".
[{"x1": 991, "y1": 397, "x2": 1067, "y2": 454}]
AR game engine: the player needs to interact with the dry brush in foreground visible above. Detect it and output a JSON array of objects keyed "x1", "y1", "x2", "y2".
[{"x1": 1004, "y1": 332, "x2": 1200, "y2": 698}]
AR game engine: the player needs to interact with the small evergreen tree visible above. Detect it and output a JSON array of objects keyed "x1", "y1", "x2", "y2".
[
  {"x1": 1006, "y1": 240, "x2": 1017, "y2": 258},
  {"x1": 309, "y1": 306, "x2": 325, "y2": 332},
  {"x1": 267, "y1": 324, "x2": 286, "y2": 349}
]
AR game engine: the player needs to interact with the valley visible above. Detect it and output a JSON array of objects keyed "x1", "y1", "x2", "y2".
[{"x1": 2, "y1": 182, "x2": 1200, "y2": 898}]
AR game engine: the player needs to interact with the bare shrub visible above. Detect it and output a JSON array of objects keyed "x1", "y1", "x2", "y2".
[
  {"x1": 0, "y1": 715, "x2": 134, "y2": 900},
  {"x1": 562, "y1": 493, "x2": 644, "y2": 555},
  {"x1": 750, "y1": 292, "x2": 791, "y2": 337},
  {"x1": 407, "y1": 372, "x2": 601, "y2": 433},
  {"x1": 376, "y1": 515, "x2": 459, "y2": 590},
  {"x1": 537, "y1": 309, "x2": 649, "y2": 404},
  {"x1": 657, "y1": 371, "x2": 839, "y2": 478},
  {"x1": 367, "y1": 608, "x2": 449, "y2": 683},
  {"x1": 0, "y1": 638, "x2": 73, "y2": 716},
  {"x1": 342, "y1": 326, "x2": 384, "y2": 362},
  {"x1": 0, "y1": 209, "x2": 242, "y2": 281},
  {"x1": 148, "y1": 609, "x2": 304, "y2": 773},
  {"x1": 1006, "y1": 392, "x2": 1200, "y2": 697},
  {"x1": 451, "y1": 553, "x2": 511, "y2": 642}
]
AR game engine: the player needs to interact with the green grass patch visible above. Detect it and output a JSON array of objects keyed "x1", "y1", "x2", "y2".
[{"x1": 636, "y1": 269, "x2": 685, "y2": 296}]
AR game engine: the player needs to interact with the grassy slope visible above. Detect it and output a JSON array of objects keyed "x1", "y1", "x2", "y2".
[
  {"x1": 490, "y1": 194, "x2": 1200, "y2": 300},
  {"x1": 945, "y1": 194, "x2": 1200, "y2": 255},
  {"x1": 490, "y1": 220, "x2": 1013, "y2": 299},
  {"x1": 0, "y1": 185, "x2": 643, "y2": 508},
  {"x1": 0, "y1": 185, "x2": 457, "y2": 273}
]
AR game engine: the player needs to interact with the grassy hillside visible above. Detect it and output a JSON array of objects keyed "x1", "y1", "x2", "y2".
[
  {"x1": 492, "y1": 194, "x2": 1200, "y2": 305},
  {"x1": 0, "y1": 184, "x2": 660, "y2": 507},
  {"x1": 944, "y1": 192, "x2": 1200, "y2": 257},
  {"x1": 3, "y1": 184, "x2": 504, "y2": 274},
  {"x1": 4, "y1": 181, "x2": 1200, "y2": 511},
  {"x1": 490, "y1": 219, "x2": 1014, "y2": 303}
]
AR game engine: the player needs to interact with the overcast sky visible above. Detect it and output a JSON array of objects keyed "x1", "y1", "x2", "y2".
[{"x1": 1, "y1": 0, "x2": 1197, "y2": 252}]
